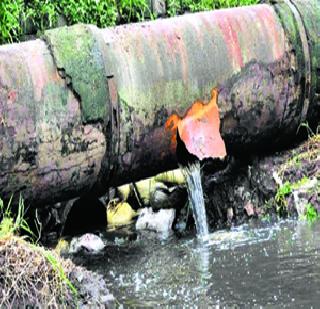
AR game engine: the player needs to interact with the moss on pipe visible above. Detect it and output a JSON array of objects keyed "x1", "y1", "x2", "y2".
[{"x1": 43, "y1": 24, "x2": 109, "y2": 124}]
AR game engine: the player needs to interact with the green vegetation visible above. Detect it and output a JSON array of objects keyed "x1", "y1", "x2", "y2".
[
  {"x1": 0, "y1": 0, "x2": 24, "y2": 44},
  {"x1": 275, "y1": 181, "x2": 293, "y2": 207},
  {"x1": 118, "y1": 0, "x2": 152, "y2": 22},
  {"x1": 275, "y1": 176, "x2": 312, "y2": 207},
  {"x1": 273, "y1": 125, "x2": 319, "y2": 220},
  {"x1": 0, "y1": 197, "x2": 77, "y2": 307},
  {"x1": 167, "y1": 0, "x2": 257, "y2": 16},
  {"x1": 0, "y1": 0, "x2": 258, "y2": 44},
  {"x1": 0, "y1": 196, "x2": 35, "y2": 239},
  {"x1": 275, "y1": 175, "x2": 319, "y2": 216},
  {"x1": 58, "y1": 0, "x2": 118, "y2": 27},
  {"x1": 304, "y1": 203, "x2": 319, "y2": 223}
]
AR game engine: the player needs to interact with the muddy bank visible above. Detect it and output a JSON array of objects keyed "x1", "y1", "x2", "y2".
[{"x1": 203, "y1": 134, "x2": 319, "y2": 227}]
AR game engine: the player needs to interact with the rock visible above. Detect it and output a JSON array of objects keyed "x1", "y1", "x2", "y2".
[
  {"x1": 244, "y1": 201, "x2": 255, "y2": 217},
  {"x1": 69, "y1": 233, "x2": 105, "y2": 254},
  {"x1": 150, "y1": 184, "x2": 170, "y2": 207},
  {"x1": 69, "y1": 266, "x2": 115, "y2": 308},
  {"x1": 136, "y1": 208, "x2": 175, "y2": 233},
  {"x1": 107, "y1": 199, "x2": 137, "y2": 226},
  {"x1": 57, "y1": 14, "x2": 68, "y2": 27},
  {"x1": 173, "y1": 202, "x2": 191, "y2": 233},
  {"x1": 145, "y1": 0, "x2": 166, "y2": 18}
]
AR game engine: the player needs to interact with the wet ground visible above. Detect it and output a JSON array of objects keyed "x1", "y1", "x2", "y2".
[{"x1": 72, "y1": 220, "x2": 320, "y2": 307}]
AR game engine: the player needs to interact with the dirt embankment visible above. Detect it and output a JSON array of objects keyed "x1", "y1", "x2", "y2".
[{"x1": 203, "y1": 134, "x2": 319, "y2": 227}]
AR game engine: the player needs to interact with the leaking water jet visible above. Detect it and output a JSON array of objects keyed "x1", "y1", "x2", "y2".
[{"x1": 181, "y1": 162, "x2": 209, "y2": 237}]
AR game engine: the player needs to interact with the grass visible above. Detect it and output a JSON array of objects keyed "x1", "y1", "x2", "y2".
[
  {"x1": 0, "y1": 196, "x2": 78, "y2": 307},
  {"x1": 0, "y1": 196, "x2": 36, "y2": 239}
]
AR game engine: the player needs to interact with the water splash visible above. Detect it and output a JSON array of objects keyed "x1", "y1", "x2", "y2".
[{"x1": 182, "y1": 161, "x2": 209, "y2": 237}]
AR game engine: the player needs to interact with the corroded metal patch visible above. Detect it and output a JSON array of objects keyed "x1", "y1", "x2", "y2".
[{"x1": 166, "y1": 88, "x2": 226, "y2": 161}]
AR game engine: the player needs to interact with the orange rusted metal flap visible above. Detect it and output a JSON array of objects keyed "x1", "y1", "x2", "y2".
[{"x1": 166, "y1": 88, "x2": 227, "y2": 161}]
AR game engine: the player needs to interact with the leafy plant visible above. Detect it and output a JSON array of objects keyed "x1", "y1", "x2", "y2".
[
  {"x1": 180, "y1": 0, "x2": 258, "y2": 13},
  {"x1": 0, "y1": 0, "x2": 24, "y2": 44},
  {"x1": 167, "y1": 0, "x2": 182, "y2": 16},
  {"x1": 275, "y1": 182, "x2": 292, "y2": 205},
  {"x1": 118, "y1": 0, "x2": 152, "y2": 22},
  {"x1": 292, "y1": 176, "x2": 310, "y2": 190},
  {"x1": 304, "y1": 203, "x2": 319, "y2": 223},
  {"x1": 0, "y1": 0, "x2": 260, "y2": 44},
  {"x1": 25, "y1": 0, "x2": 58, "y2": 33},
  {"x1": 58, "y1": 0, "x2": 118, "y2": 27},
  {"x1": 95, "y1": 0, "x2": 118, "y2": 27}
]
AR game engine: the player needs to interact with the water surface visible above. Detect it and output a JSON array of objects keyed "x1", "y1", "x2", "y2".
[{"x1": 76, "y1": 220, "x2": 320, "y2": 307}]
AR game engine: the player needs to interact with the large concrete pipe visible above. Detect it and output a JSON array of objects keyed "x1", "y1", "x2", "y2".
[{"x1": 0, "y1": 0, "x2": 319, "y2": 206}]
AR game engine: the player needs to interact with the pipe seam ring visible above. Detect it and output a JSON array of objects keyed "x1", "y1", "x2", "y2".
[{"x1": 283, "y1": 0, "x2": 312, "y2": 124}]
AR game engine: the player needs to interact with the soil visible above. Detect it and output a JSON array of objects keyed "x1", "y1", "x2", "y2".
[{"x1": 203, "y1": 134, "x2": 319, "y2": 227}]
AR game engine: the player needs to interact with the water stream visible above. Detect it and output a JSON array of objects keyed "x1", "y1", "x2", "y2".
[
  {"x1": 74, "y1": 220, "x2": 320, "y2": 307},
  {"x1": 181, "y1": 161, "x2": 209, "y2": 237}
]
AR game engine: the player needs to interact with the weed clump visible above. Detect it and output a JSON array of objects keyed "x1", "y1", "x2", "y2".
[
  {"x1": 0, "y1": 197, "x2": 77, "y2": 307},
  {"x1": 273, "y1": 128, "x2": 319, "y2": 220},
  {"x1": 0, "y1": 197, "x2": 113, "y2": 307},
  {"x1": 0, "y1": 235, "x2": 77, "y2": 307}
]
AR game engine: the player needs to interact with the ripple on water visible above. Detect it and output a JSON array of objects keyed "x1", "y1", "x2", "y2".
[{"x1": 76, "y1": 220, "x2": 320, "y2": 307}]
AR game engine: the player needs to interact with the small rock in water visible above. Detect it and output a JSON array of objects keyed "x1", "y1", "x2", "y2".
[
  {"x1": 136, "y1": 208, "x2": 175, "y2": 233},
  {"x1": 69, "y1": 267, "x2": 115, "y2": 307},
  {"x1": 69, "y1": 233, "x2": 105, "y2": 254}
]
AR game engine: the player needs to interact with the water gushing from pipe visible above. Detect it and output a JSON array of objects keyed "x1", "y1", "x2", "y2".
[{"x1": 182, "y1": 162, "x2": 209, "y2": 237}]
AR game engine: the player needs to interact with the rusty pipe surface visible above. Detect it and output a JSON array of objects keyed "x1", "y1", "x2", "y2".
[{"x1": 0, "y1": 0, "x2": 319, "y2": 205}]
